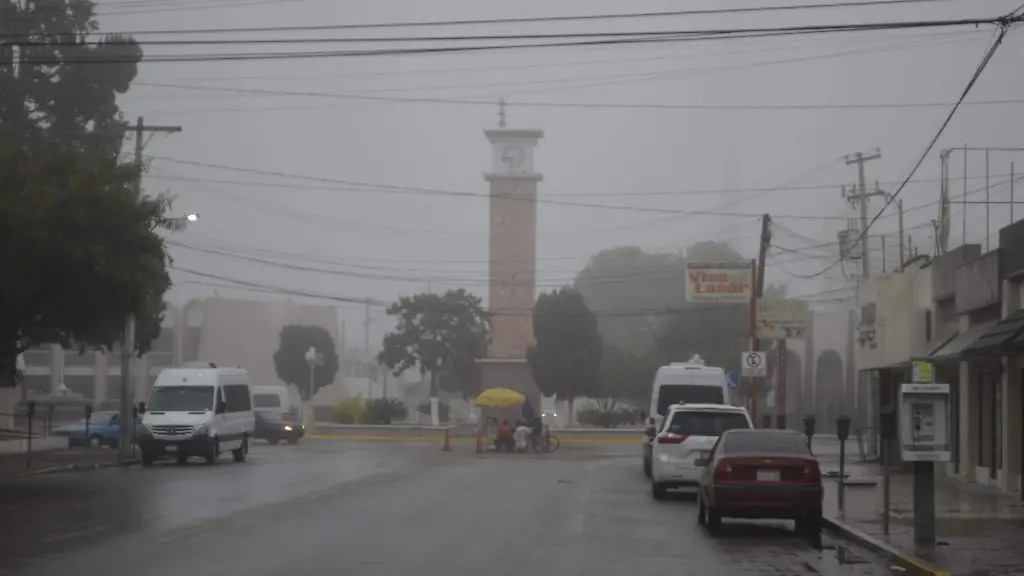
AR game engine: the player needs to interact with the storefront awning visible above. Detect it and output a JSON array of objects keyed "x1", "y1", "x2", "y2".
[
  {"x1": 908, "y1": 332, "x2": 959, "y2": 365},
  {"x1": 963, "y1": 310, "x2": 1024, "y2": 356},
  {"x1": 922, "y1": 320, "x2": 999, "y2": 363}
]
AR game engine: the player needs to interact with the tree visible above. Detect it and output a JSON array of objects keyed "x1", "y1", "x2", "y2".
[
  {"x1": 1, "y1": 0, "x2": 142, "y2": 156},
  {"x1": 527, "y1": 288, "x2": 603, "y2": 420},
  {"x1": 272, "y1": 325, "x2": 340, "y2": 400},
  {"x1": 573, "y1": 246, "x2": 687, "y2": 355},
  {"x1": 0, "y1": 146, "x2": 173, "y2": 386},
  {"x1": 378, "y1": 289, "x2": 490, "y2": 401},
  {"x1": 600, "y1": 343, "x2": 658, "y2": 405}
]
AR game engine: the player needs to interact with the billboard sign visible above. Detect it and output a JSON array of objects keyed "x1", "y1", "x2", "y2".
[
  {"x1": 756, "y1": 299, "x2": 809, "y2": 340},
  {"x1": 685, "y1": 262, "x2": 753, "y2": 303}
]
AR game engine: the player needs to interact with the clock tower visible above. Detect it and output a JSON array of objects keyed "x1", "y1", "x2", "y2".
[{"x1": 478, "y1": 104, "x2": 544, "y2": 413}]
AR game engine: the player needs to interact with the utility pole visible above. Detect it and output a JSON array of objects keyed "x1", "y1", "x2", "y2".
[
  {"x1": 750, "y1": 213, "x2": 772, "y2": 427},
  {"x1": 898, "y1": 199, "x2": 905, "y2": 270},
  {"x1": 119, "y1": 117, "x2": 181, "y2": 463},
  {"x1": 845, "y1": 150, "x2": 882, "y2": 278},
  {"x1": 985, "y1": 149, "x2": 991, "y2": 252},
  {"x1": 364, "y1": 298, "x2": 371, "y2": 400}
]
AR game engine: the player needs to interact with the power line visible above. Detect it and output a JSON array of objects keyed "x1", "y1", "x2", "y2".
[
  {"x1": 798, "y1": 22, "x2": 1013, "y2": 278},
  {"x1": 9, "y1": 18, "x2": 1011, "y2": 65},
  {"x1": 71, "y1": 1, "x2": 967, "y2": 36}
]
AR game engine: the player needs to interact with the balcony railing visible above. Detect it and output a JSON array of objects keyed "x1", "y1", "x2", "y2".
[{"x1": 21, "y1": 350, "x2": 52, "y2": 367}]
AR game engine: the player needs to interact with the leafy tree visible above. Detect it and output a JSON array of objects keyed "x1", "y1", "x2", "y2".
[
  {"x1": 378, "y1": 289, "x2": 490, "y2": 400},
  {"x1": 272, "y1": 325, "x2": 340, "y2": 400},
  {"x1": 527, "y1": 288, "x2": 603, "y2": 419},
  {"x1": 0, "y1": 146, "x2": 173, "y2": 386},
  {"x1": 573, "y1": 246, "x2": 686, "y2": 355},
  {"x1": 0, "y1": 0, "x2": 142, "y2": 156},
  {"x1": 600, "y1": 343, "x2": 658, "y2": 405}
]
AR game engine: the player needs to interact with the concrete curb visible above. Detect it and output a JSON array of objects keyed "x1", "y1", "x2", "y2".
[
  {"x1": 9, "y1": 459, "x2": 139, "y2": 479},
  {"x1": 309, "y1": 433, "x2": 641, "y2": 445},
  {"x1": 822, "y1": 516, "x2": 950, "y2": 576}
]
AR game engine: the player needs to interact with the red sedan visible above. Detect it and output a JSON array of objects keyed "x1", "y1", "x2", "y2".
[{"x1": 696, "y1": 429, "x2": 822, "y2": 535}]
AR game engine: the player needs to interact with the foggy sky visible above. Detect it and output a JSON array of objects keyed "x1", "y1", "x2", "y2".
[{"x1": 95, "y1": 0, "x2": 1024, "y2": 351}]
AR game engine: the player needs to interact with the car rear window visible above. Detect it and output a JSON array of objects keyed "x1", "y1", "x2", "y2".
[
  {"x1": 723, "y1": 432, "x2": 809, "y2": 454},
  {"x1": 656, "y1": 385, "x2": 725, "y2": 415},
  {"x1": 254, "y1": 393, "x2": 282, "y2": 408},
  {"x1": 665, "y1": 411, "x2": 749, "y2": 436}
]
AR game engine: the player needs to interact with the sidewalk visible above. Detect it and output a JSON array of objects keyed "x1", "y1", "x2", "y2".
[
  {"x1": 821, "y1": 461, "x2": 1024, "y2": 575},
  {"x1": 0, "y1": 444, "x2": 123, "y2": 477}
]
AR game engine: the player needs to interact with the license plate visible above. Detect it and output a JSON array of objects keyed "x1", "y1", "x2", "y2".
[
  {"x1": 757, "y1": 468, "x2": 780, "y2": 482},
  {"x1": 165, "y1": 445, "x2": 177, "y2": 453}
]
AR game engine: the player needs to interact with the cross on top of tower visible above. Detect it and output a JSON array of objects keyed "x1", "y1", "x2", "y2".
[{"x1": 498, "y1": 98, "x2": 507, "y2": 128}]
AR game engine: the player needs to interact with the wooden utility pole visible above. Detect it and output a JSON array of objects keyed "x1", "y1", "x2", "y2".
[
  {"x1": 898, "y1": 199, "x2": 905, "y2": 270},
  {"x1": 119, "y1": 117, "x2": 181, "y2": 463},
  {"x1": 844, "y1": 150, "x2": 882, "y2": 277},
  {"x1": 750, "y1": 213, "x2": 772, "y2": 427}
]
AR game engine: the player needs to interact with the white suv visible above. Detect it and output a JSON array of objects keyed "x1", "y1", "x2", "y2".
[{"x1": 651, "y1": 403, "x2": 753, "y2": 500}]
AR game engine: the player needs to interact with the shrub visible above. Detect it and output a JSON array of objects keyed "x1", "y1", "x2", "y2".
[
  {"x1": 417, "y1": 400, "x2": 450, "y2": 423},
  {"x1": 331, "y1": 397, "x2": 365, "y2": 424},
  {"x1": 577, "y1": 407, "x2": 625, "y2": 428},
  {"x1": 362, "y1": 398, "x2": 408, "y2": 424}
]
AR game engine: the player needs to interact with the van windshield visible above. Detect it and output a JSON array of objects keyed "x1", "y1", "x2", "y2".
[
  {"x1": 149, "y1": 386, "x2": 215, "y2": 412},
  {"x1": 656, "y1": 385, "x2": 725, "y2": 415}
]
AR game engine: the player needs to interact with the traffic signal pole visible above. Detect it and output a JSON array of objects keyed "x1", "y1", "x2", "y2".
[{"x1": 750, "y1": 214, "x2": 772, "y2": 427}]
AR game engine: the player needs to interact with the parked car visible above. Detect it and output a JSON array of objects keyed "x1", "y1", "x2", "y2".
[
  {"x1": 53, "y1": 411, "x2": 141, "y2": 448},
  {"x1": 696, "y1": 429, "x2": 822, "y2": 536},
  {"x1": 254, "y1": 409, "x2": 305, "y2": 445},
  {"x1": 650, "y1": 403, "x2": 753, "y2": 500}
]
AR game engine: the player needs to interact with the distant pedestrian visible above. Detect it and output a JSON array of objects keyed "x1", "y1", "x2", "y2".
[{"x1": 514, "y1": 423, "x2": 531, "y2": 452}]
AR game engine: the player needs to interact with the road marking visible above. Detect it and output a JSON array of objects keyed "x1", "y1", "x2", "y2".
[{"x1": 43, "y1": 525, "x2": 106, "y2": 544}]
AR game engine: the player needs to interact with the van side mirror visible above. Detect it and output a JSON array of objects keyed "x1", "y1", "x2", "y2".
[
  {"x1": 137, "y1": 402, "x2": 146, "y2": 414},
  {"x1": 215, "y1": 400, "x2": 227, "y2": 414}
]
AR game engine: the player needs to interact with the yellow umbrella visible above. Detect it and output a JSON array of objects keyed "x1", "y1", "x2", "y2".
[{"x1": 472, "y1": 387, "x2": 526, "y2": 408}]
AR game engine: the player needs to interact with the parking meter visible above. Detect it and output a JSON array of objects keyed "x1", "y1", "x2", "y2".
[
  {"x1": 84, "y1": 404, "x2": 93, "y2": 447},
  {"x1": 836, "y1": 415, "x2": 851, "y2": 511},
  {"x1": 802, "y1": 414, "x2": 816, "y2": 451},
  {"x1": 836, "y1": 415, "x2": 851, "y2": 442},
  {"x1": 880, "y1": 405, "x2": 896, "y2": 440}
]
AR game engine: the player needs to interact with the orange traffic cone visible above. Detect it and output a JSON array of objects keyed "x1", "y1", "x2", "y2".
[
  {"x1": 442, "y1": 428, "x2": 452, "y2": 452},
  {"x1": 475, "y1": 433, "x2": 484, "y2": 454}
]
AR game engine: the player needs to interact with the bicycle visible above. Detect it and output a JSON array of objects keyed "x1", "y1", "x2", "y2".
[{"x1": 531, "y1": 425, "x2": 560, "y2": 453}]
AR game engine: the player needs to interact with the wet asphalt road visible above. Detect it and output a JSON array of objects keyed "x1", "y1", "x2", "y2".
[{"x1": 1, "y1": 440, "x2": 897, "y2": 576}]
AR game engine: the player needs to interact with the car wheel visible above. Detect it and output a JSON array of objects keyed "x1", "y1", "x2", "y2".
[
  {"x1": 707, "y1": 505, "x2": 722, "y2": 532},
  {"x1": 232, "y1": 437, "x2": 248, "y2": 463},
  {"x1": 205, "y1": 439, "x2": 219, "y2": 465},
  {"x1": 651, "y1": 482, "x2": 668, "y2": 501},
  {"x1": 697, "y1": 494, "x2": 707, "y2": 526},
  {"x1": 287, "y1": 437, "x2": 299, "y2": 445},
  {"x1": 176, "y1": 453, "x2": 188, "y2": 465},
  {"x1": 141, "y1": 450, "x2": 156, "y2": 467},
  {"x1": 267, "y1": 437, "x2": 280, "y2": 446},
  {"x1": 797, "y1": 508, "x2": 822, "y2": 536}
]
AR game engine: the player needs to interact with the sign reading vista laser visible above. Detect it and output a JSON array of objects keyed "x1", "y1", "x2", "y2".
[{"x1": 685, "y1": 261, "x2": 753, "y2": 303}]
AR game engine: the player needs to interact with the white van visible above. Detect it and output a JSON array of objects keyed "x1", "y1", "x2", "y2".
[
  {"x1": 252, "y1": 385, "x2": 297, "y2": 419},
  {"x1": 138, "y1": 363, "x2": 255, "y2": 466},
  {"x1": 642, "y1": 356, "x2": 730, "y2": 477}
]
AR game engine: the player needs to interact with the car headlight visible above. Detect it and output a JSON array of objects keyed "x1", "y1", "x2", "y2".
[
  {"x1": 193, "y1": 423, "x2": 209, "y2": 436},
  {"x1": 283, "y1": 425, "x2": 294, "y2": 432}
]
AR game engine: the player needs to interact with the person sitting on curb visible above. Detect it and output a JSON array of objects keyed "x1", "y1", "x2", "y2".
[
  {"x1": 495, "y1": 419, "x2": 515, "y2": 452},
  {"x1": 514, "y1": 421, "x2": 532, "y2": 452}
]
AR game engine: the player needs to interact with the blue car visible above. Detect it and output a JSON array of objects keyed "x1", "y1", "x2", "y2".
[{"x1": 53, "y1": 411, "x2": 142, "y2": 449}]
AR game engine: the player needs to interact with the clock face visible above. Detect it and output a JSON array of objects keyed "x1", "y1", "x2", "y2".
[{"x1": 499, "y1": 144, "x2": 527, "y2": 173}]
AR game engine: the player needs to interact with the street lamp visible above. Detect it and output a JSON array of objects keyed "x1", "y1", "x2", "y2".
[{"x1": 186, "y1": 213, "x2": 199, "y2": 222}]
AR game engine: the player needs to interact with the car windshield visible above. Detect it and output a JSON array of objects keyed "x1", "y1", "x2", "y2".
[
  {"x1": 723, "y1": 432, "x2": 809, "y2": 455},
  {"x1": 657, "y1": 385, "x2": 725, "y2": 415},
  {"x1": 148, "y1": 386, "x2": 215, "y2": 412},
  {"x1": 665, "y1": 411, "x2": 749, "y2": 436},
  {"x1": 254, "y1": 393, "x2": 282, "y2": 409}
]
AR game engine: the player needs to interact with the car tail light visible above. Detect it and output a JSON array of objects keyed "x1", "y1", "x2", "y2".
[
  {"x1": 802, "y1": 462, "x2": 821, "y2": 483},
  {"x1": 656, "y1": 433, "x2": 688, "y2": 444},
  {"x1": 713, "y1": 460, "x2": 734, "y2": 482}
]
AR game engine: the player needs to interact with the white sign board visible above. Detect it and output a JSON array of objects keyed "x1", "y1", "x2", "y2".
[
  {"x1": 741, "y1": 351, "x2": 767, "y2": 377},
  {"x1": 756, "y1": 299, "x2": 809, "y2": 340},
  {"x1": 685, "y1": 262, "x2": 753, "y2": 303}
]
